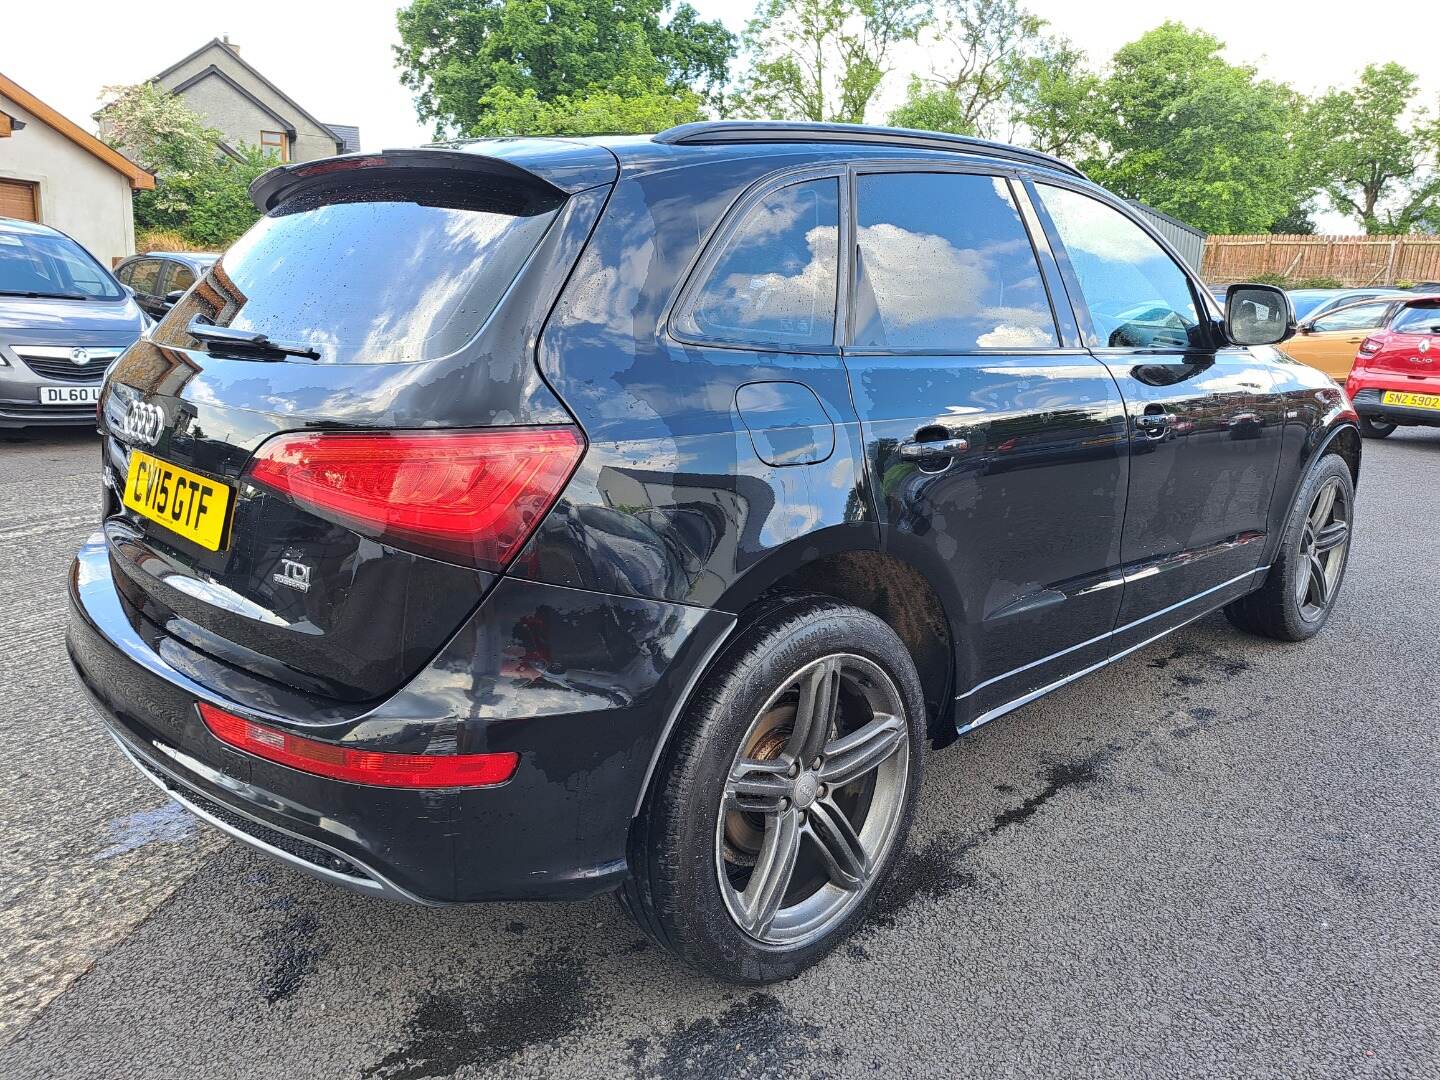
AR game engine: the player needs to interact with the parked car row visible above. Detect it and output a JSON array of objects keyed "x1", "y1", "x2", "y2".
[
  {"x1": 0, "y1": 218, "x2": 147, "y2": 426},
  {"x1": 114, "y1": 251, "x2": 219, "y2": 321},
  {"x1": 0, "y1": 217, "x2": 219, "y2": 428},
  {"x1": 1205, "y1": 282, "x2": 1440, "y2": 437},
  {"x1": 1274, "y1": 291, "x2": 1440, "y2": 437}
]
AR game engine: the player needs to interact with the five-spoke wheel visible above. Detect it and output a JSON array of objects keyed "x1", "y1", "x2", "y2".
[
  {"x1": 622, "y1": 596, "x2": 924, "y2": 983},
  {"x1": 1226, "y1": 451, "x2": 1355, "y2": 642},
  {"x1": 1295, "y1": 476, "x2": 1351, "y2": 622},
  {"x1": 716, "y1": 655, "x2": 909, "y2": 945}
]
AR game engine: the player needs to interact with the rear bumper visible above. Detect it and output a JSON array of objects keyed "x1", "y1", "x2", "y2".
[
  {"x1": 68, "y1": 532, "x2": 734, "y2": 902},
  {"x1": 1349, "y1": 386, "x2": 1440, "y2": 426}
]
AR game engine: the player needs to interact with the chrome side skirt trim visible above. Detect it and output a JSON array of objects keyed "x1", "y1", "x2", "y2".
[{"x1": 952, "y1": 565, "x2": 1268, "y2": 736}]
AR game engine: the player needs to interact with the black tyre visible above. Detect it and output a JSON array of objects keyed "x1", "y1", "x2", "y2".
[
  {"x1": 621, "y1": 594, "x2": 926, "y2": 983},
  {"x1": 1225, "y1": 453, "x2": 1354, "y2": 641},
  {"x1": 1358, "y1": 415, "x2": 1396, "y2": 439}
]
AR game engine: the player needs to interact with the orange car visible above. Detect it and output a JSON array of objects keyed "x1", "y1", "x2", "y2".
[{"x1": 1280, "y1": 296, "x2": 1413, "y2": 380}]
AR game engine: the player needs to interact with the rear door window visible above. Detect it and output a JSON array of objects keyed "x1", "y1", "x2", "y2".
[
  {"x1": 1036, "y1": 184, "x2": 1204, "y2": 351},
  {"x1": 851, "y1": 172, "x2": 1057, "y2": 351},
  {"x1": 674, "y1": 177, "x2": 840, "y2": 349},
  {"x1": 128, "y1": 259, "x2": 162, "y2": 296},
  {"x1": 169, "y1": 263, "x2": 197, "y2": 292},
  {"x1": 157, "y1": 176, "x2": 564, "y2": 364}
]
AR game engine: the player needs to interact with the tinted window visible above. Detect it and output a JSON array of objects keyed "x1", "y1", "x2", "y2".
[
  {"x1": 0, "y1": 229, "x2": 122, "y2": 300},
  {"x1": 678, "y1": 178, "x2": 839, "y2": 348},
  {"x1": 128, "y1": 260, "x2": 162, "y2": 295},
  {"x1": 1037, "y1": 185, "x2": 1202, "y2": 350},
  {"x1": 116, "y1": 262, "x2": 135, "y2": 285},
  {"x1": 1312, "y1": 302, "x2": 1391, "y2": 332},
  {"x1": 169, "y1": 264, "x2": 197, "y2": 291},
  {"x1": 156, "y1": 177, "x2": 563, "y2": 364},
  {"x1": 853, "y1": 173, "x2": 1056, "y2": 350},
  {"x1": 1390, "y1": 304, "x2": 1440, "y2": 333}
]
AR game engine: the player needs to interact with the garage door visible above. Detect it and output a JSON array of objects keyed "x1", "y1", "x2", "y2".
[{"x1": 0, "y1": 179, "x2": 39, "y2": 221}]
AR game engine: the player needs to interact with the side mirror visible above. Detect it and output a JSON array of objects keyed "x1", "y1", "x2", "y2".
[
  {"x1": 163, "y1": 290, "x2": 186, "y2": 307},
  {"x1": 1224, "y1": 284, "x2": 1296, "y2": 346}
]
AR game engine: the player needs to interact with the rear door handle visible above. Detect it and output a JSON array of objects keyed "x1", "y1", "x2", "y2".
[{"x1": 899, "y1": 436, "x2": 969, "y2": 460}]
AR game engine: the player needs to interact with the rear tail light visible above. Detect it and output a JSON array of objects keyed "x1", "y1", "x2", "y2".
[
  {"x1": 199, "y1": 702, "x2": 518, "y2": 788},
  {"x1": 1357, "y1": 335, "x2": 1384, "y2": 357},
  {"x1": 244, "y1": 427, "x2": 583, "y2": 570}
]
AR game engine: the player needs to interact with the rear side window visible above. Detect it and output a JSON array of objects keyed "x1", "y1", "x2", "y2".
[
  {"x1": 158, "y1": 176, "x2": 563, "y2": 364},
  {"x1": 1036, "y1": 184, "x2": 1202, "y2": 350},
  {"x1": 675, "y1": 177, "x2": 840, "y2": 349},
  {"x1": 852, "y1": 172, "x2": 1057, "y2": 351},
  {"x1": 1391, "y1": 304, "x2": 1440, "y2": 333}
]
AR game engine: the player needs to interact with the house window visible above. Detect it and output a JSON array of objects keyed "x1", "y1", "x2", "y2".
[{"x1": 260, "y1": 131, "x2": 288, "y2": 161}]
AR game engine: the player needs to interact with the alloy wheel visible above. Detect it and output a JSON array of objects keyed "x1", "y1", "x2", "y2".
[
  {"x1": 714, "y1": 654, "x2": 910, "y2": 946},
  {"x1": 1295, "y1": 476, "x2": 1351, "y2": 621}
]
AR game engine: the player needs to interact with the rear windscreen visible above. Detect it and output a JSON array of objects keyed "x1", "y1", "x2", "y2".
[{"x1": 157, "y1": 175, "x2": 563, "y2": 364}]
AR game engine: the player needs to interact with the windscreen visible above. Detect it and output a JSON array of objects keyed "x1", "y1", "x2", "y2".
[
  {"x1": 0, "y1": 230, "x2": 123, "y2": 300},
  {"x1": 156, "y1": 174, "x2": 563, "y2": 364}
]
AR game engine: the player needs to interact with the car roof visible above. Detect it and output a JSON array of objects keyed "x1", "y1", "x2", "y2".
[
  {"x1": 0, "y1": 215, "x2": 68, "y2": 239},
  {"x1": 252, "y1": 122, "x2": 1093, "y2": 211},
  {"x1": 134, "y1": 251, "x2": 220, "y2": 266}
]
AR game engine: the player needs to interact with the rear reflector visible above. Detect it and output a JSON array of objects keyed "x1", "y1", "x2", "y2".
[
  {"x1": 244, "y1": 427, "x2": 583, "y2": 570},
  {"x1": 198, "y1": 703, "x2": 519, "y2": 788}
]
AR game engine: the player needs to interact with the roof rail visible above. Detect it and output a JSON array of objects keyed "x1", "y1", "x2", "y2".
[{"x1": 654, "y1": 121, "x2": 1086, "y2": 178}]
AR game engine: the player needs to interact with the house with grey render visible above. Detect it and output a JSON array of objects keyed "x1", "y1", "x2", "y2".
[{"x1": 139, "y1": 37, "x2": 359, "y2": 163}]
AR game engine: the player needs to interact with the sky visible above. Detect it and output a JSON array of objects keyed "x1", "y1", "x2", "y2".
[{"x1": 2, "y1": 0, "x2": 1434, "y2": 228}]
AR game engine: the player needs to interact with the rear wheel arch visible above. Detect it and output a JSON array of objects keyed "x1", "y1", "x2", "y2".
[{"x1": 715, "y1": 545, "x2": 959, "y2": 745}]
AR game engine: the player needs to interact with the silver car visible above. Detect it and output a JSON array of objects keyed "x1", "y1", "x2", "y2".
[{"x1": 0, "y1": 217, "x2": 147, "y2": 429}]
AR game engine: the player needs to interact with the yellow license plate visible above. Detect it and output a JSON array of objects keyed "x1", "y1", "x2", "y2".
[
  {"x1": 1382, "y1": 390, "x2": 1440, "y2": 411},
  {"x1": 122, "y1": 450, "x2": 233, "y2": 551}
]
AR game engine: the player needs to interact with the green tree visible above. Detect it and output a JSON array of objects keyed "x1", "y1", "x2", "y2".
[
  {"x1": 475, "y1": 75, "x2": 706, "y2": 135},
  {"x1": 1085, "y1": 23, "x2": 1301, "y2": 235},
  {"x1": 735, "y1": 0, "x2": 927, "y2": 124},
  {"x1": 1303, "y1": 63, "x2": 1440, "y2": 234},
  {"x1": 888, "y1": 0, "x2": 1097, "y2": 159},
  {"x1": 920, "y1": 0, "x2": 1041, "y2": 137},
  {"x1": 1004, "y1": 37, "x2": 1101, "y2": 158},
  {"x1": 101, "y1": 83, "x2": 266, "y2": 247},
  {"x1": 887, "y1": 78, "x2": 975, "y2": 134},
  {"x1": 394, "y1": 0, "x2": 733, "y2": 137}
]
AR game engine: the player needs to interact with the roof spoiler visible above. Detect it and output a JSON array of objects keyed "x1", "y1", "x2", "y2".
[{"x1": 249, "y1": 142, "x2": 619, "y2": 213}]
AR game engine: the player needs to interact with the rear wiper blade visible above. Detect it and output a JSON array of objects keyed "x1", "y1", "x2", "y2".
[{"x1": 186, "y1": 318, "x2": 320, "y2": 360}]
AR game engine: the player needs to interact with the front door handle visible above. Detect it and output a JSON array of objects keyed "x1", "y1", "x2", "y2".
[
  {"x1": 899, "y1": 436, "x2": 970, "y2": 461},
  {"x1": 1135, "y1": 407, "x2": 1175, "y2": 437}
]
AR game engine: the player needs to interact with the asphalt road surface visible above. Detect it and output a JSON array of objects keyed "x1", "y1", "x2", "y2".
[{"x1": 2, "y1": 423, "x2": 1437, "y2": 1079}]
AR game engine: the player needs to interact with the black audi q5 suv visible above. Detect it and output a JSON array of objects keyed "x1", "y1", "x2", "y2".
[{"x1": 68, "y1": 122, "x2": 1360, "y2": 983}]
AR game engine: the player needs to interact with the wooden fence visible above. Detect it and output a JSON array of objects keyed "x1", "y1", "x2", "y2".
[{"x1": 1201, "y1": 234, "x2": 1440, "y2": 287}]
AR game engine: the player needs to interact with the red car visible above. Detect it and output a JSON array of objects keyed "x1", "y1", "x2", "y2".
[{"x1": 1345, "y1": 295, "x2": 1440, "y2": 438}]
